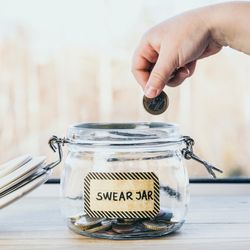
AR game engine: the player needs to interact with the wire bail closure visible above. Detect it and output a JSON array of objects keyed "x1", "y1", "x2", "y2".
[
  {"x1": 182, "y1": 136, "x2": 223, "y2": 178},
  {"x1": 47, "y1": 136, "x2": 69, "y2": 170},
  {"x1": 47, "y1": 135, "x2": 223, "y2": 178}
]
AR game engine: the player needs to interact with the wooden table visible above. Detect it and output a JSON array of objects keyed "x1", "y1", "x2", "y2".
[{"x1": 0, "y1": 184, "x2": 250, "y2": 250}]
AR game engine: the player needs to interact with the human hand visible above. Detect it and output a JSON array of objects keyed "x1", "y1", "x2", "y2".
[{"x1": 132, "y1": 7, "x2": 222, "y2": 98}]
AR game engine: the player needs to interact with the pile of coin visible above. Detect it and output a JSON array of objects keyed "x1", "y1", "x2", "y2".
[{"x1": 67, "y1": 208, "x2": 182, "y2": 239}]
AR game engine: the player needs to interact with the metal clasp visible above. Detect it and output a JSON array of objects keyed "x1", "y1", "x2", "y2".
[
  {"x1": 46, "y1": 136, "x2": 69, "y2": 170},
  {"x1": 47, "y1": 135, "x2": 223, "y2": 178},
  {"x1": 182, "y1": 136, "x2": 223, "y2": 178}
]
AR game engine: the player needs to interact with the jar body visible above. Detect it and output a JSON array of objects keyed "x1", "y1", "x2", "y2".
[{"x1": 60, "y1": 123, "x2": 189, "y2": 239}]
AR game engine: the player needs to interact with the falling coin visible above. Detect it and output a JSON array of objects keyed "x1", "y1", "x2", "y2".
[{"x1": 143, "y1": 91, "x2": 169, "y2": 115}]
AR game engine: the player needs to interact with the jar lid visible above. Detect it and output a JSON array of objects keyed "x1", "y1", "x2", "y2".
[
  {"x1": 0, "y1": 155, "x2": 52, "y2": 209},
  {"x1": 66, "y1": 122, "x2": 182, "y2": 149}
]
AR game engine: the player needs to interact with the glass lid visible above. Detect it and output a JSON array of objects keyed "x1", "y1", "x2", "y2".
[{"x1": 0, "y1": 155, "x2": 52, "y2": 209}]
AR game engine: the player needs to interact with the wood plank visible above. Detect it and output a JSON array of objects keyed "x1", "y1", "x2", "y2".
[{"x1": 0, "y1": 185, "x2": 250, "y2": 250}]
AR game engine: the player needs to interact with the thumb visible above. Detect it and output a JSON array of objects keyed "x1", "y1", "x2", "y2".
[{"x1": 144, "y1": 47, "x2": 177, "y2": 98}]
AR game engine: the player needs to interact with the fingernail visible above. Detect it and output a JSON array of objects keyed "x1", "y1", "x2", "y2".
[{"x1": 145, "y1": 85, "x2": 159, "y2": 98}]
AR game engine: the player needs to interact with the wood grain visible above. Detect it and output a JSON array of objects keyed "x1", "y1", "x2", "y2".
[{"x1": 0, "y1": 185, "x2": 250, "y2": 250}]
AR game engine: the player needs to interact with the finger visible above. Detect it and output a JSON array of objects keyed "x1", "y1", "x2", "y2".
[
  {"x1": 132, "y1": 56, "x2": 152, "y2": 89},
  {"x1": 134, "y1": 70, "x2": 150, "y2": 91},
  {"x1": 167, "y1": 67, "x2": 190, "y2": 87},
  {"x1": 199, "y1": 40, "x2": 222, "y2": 59},
  {"x1": 132, "y1": 42, "x2": 158, "y2": 89},
  {"x1": 144, "y1": 46, "x2": 178, "y2": 98},
  {"x1": 167, "y1": 61, "x2": 196, "y2": 87}
]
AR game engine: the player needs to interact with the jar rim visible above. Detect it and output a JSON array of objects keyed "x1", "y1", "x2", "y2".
[{"x1": 66, "y1": 122, "x2": 182, "y2": 149}]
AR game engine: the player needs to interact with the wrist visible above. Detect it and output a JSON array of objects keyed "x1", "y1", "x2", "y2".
[
  {"x1": 195, "y1": 4, "x2": 228, "y2": 48},
  {"x1": 204, "y1": 2, "x2": 247, "y2": 48},
  {"x1": 205, "y1": 3, "x2": 230, "y2": 47}
]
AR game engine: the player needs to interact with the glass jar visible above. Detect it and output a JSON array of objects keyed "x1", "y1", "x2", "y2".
[{"x1": 49, "y1": 122, "x2": 221, "y2": 240}]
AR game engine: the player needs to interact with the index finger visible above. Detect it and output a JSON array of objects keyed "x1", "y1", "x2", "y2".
[{"x1": 131, "y1": 42, "x2": 158, "y2": 89}]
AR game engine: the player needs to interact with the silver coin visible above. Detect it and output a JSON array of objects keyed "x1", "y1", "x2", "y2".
[
  {"x1": 142, "y1": 220, "x2": 175, "y2": 231},
  {"x1": 74, "y1": 215, "x2": 105, "y2": 230},
  {"x1": 85, "y1": 220, "x2": 112, "y2": 233}
]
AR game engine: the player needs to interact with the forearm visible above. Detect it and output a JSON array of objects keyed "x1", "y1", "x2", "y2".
[
  {"x1": 206, "y1": 1, "x2": 250, "y2": 54},
  {"x1": 132, "y1": 1, "x2": 250, "y2": 96}
]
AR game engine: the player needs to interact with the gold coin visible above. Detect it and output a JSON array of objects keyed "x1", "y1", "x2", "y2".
[
  {"x1": 74, "y1": 215, "x2": 105, "y2": 230},
  {"x1": 85, "y1": 220, "x2": 112, "y2": 233},
  {"x1": 143, "y1": 91, "x2": 169, "y2": 115}
]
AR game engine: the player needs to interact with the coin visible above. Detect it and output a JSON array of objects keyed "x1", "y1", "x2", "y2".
[
  {"x1": 142, "y1": 220, "x2": 174, "y2": 231},
  {"x1": 116, "y1": 218, "x2": 137, "y2": 225},
  {"x1": 155, "y1": 208, "x2": 173, "y2": 221},
  {"x1": 112, "y1": 224, "x2": 135, "y2": 234},
  {"x1": 143, "y1": 91, "x2": 169, "y2": 115},
  {"x1": 105, "y1": 230, "x2": 118, "y2": 235},
  {"x1": 85, "y1": 220, "x2": 112, "y2": 233},
  {"x1": 74, "y1": 215, "x2": 105, "y2": 230}
]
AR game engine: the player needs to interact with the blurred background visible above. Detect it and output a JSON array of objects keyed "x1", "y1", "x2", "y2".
[{"x1": 0, "y1": 0, "x2": 250, "y2": 178}]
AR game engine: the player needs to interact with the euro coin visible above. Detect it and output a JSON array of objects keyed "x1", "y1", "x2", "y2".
[{"x1": 143, "y1": 91, "x2": 169, "y2": 115}]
